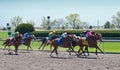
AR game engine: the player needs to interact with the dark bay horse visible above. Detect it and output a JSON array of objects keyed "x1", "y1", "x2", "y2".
[
  {"x1": 76, "y1": 33, "x2": 104, "y2": 56},
  {"x1": 2, "y1": 34, "x2": 35, "y2": 54},
  {"x1": 38, "y1": 35, "x2": 60, "y2": 50},
  {"x1": 2, "y1": 34, "x2": 23, "y2": 55},
  {"x1": 22, "y1": 34, "x2": 35, "y2": 51},
  {"x1": 46, "y1": 35, "x2": 77, "y2": 57}
]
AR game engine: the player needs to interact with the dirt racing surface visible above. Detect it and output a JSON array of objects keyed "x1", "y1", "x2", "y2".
[{"x1": 0, "y1": 49, "x2": 120, "y2": 70}]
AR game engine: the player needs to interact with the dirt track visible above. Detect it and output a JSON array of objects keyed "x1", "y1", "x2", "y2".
[{"x1": 0, "y1": 49, "x2": 120, "y2": 70}]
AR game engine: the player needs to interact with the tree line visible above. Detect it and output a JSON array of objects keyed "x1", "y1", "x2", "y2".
[{"x1": 2, "y1": 11, "x2": 120, "y2": 31}]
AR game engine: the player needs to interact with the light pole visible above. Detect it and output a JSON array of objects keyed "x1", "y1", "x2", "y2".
[
  {"x1": 97, "y1": 20, "x2": 99, "y2": 29},
  {"x1": 6, "y1": 23, "x2": 12, "y2": 38},
  {"x1": 47, "y1": 16, "x2": 51, "y2": 30}
]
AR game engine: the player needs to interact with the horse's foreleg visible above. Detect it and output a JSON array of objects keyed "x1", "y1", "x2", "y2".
[
  {"x1": 69, "y1": 48, "x2": 71, "y2": 55},
  {"x1": 15, "y1": 46, "x2": 19, "y2": 55},
  {"x1": 38, "y1": 42, "x2": 44, "y2": 49},
  {"x1": 55, "y1": 48, "x2": 58, "y2": 57},
  {"x1": 29, "y1": 46, "x2": 33, "y2": 51},
  {"x1": 84, "y1": 46, "x2": 89, "y2": 56},
  {"x1": 8, "y1": 46, "x2": 11, "y2": 52},
  {"x1": 27, "y1": 46, "x2": 31, "y2": 51},
  {"x1": 27, "y1": 46, "x2": 29, "y2": 51},
  {"x1": 50, "y1": 48, "x2": 55, "y2": 57},
  {"x1": 97, "y1": 46, "x2": 104, "y2": 54},
  {"x1": 81, "y1": 47, "x2": 86, "y2": 56},
  {"x1": 70, "y1": 47, "x2": 78, "y2": 56},
  {"x1": 96, "y1": 47, "x2": 98, "y2": 55},
  {"x1": 78, "y1": 46, "x2": 83, "y2": 55},
  {"x1": 50, "y1": 44, "x2": 52, "y2": 50},
  {"x1": 42, "y1": 44, "x2": 46, "y2": 50}
]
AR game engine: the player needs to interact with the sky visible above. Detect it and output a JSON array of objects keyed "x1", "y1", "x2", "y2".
[{"x1": 0, "y1": 0, "x2": 120, "y2": 27}]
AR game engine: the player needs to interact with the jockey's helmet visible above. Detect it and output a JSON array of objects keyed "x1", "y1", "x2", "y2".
[
  {"x1": 53, "y1": 31, "x2": 56, "y2": 33},
  {"x1": 16, "y1": 32, "x2": 19, "y2": 34},
  {"x1": 86, "y1": 30, "x2": 90, "y2": 33},
  {"x1": 67, "y1": 32, "x2": 70, "y2": 35}
]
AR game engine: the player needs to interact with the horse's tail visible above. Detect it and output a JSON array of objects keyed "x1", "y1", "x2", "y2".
[
  {"x1": 2, "y1": 39, "x2": 10, "y2": 46},
  {"x1": 2, "y1": 41, "x2": 6, "y2": 46},
  {"x1": 46, "y1": 41, "x2": 51, "y2": 45}
]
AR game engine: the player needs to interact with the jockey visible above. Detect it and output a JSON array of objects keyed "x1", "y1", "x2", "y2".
[
  {"x1": 11, "y1": 31, "x2": 19, "y2": 44},
  {"x1": 59, "y1": 32, "x2": 70, "y2": 45},
  {"x1": 80, "y1": 31, "x2": 86, "y2": 37},
  {"x1": 73, "y1": 34, "x2": 78, "y2": 38},
  {"x1": 48, "y1": 31, "x2": 56, "y2": 40},
  {"x1": 14, "y1": 32, "x2": 19, "y2": 38},
  {"x1": 23, "y1": 32, "x2": 31, "y2": 41},
  {"x1": 86, "y1": 30, "x2": 93, "y2": 40},
  {"x1": 73, "y1": 34, "x2": 78, "y2": 41},
  {"x1": 61, "y1": 32, "x2": 67, "y2": 38}
]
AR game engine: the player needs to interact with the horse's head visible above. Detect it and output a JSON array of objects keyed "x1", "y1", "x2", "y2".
[
  {"x1": 95, "y1": 33, "x2": 103, "y2": 42},
  {"x1": 29, "y1": 34, "x2": 36, "y2": 41}
]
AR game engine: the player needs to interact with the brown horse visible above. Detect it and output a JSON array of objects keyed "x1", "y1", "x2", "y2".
[
  {"x1": 2, "y1": 34, "x2": 23, "y2": 55},
  {"x1": 38, "y1": 35, "x2": 60, "y2": 50},
  {"x1": 76, "y1": 33, "x2": 104, "y2": 56},
  {"x1": 46, "y1": 35, "x2": 77, "y2": 57},
  {"x1": 22, "y1": 34, "x2": 35, "y2": 51}
]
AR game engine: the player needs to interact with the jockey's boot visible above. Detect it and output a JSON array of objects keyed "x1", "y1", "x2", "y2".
[{"x1": 60, "y1": 38, "x2": 64, "y2": 46}]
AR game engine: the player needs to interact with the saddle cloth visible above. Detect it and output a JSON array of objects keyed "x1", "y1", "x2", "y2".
[{"x1": 81, "y1": 37, "x2": 88, "y2": 45}]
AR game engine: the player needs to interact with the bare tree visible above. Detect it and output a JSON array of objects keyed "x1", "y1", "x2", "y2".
[
  {"x1": 40, "y1": 16, "x2": 48, "y2": 29},
  {"x1": 10, "y1": 16, "x2": 22, "y2": 31},
  {"x1": 82, "y1": 22, "x2": 90, "y2": 29},
  {"x1": 112, "y1": 11, "x2": 120, "y2": 28},
  {"x1": 54, "y1": 18, "x2": 65, "y2": 29}
]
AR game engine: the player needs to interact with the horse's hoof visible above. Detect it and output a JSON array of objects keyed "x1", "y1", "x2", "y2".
[
  {"x1": 79, "y1": 53, "x2": 82, "y2": 55},
  {"x1": 50, "y1": 54, "x2": 53, "y2": 57},
  {"x1": 8, "y1": 52, "x2": 13, "y2": 55},
  {"x1": 15, "y1": 53, "x2": 18, "y2": 55},
  {"x1": 76, "y1": 54, "x2": 80, "y2": 57}
]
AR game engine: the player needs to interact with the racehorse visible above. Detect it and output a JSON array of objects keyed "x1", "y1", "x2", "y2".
[
  {"x1": 46, "y1": 35, "x2": 77, "y2": 57},
  {"x1": 38, "y1": 35, "x2": 60, "y2": 50},
  {"x1": 2, "y1": 34, "x2": 23, "y2": 55},
  {"x1": 22, "y1": 34, "x2": 35, "y2": 51},
  {"x1": 76, "y1": 33, "x2": 104, "y2": 56}
]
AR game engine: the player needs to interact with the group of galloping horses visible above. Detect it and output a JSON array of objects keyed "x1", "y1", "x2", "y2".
[
  {"x1": 39, "y1": 32, "x2": 104, "y2": 57},
  {"x1": 2, "y1": 32, "x2": 104, "y2": 57}
]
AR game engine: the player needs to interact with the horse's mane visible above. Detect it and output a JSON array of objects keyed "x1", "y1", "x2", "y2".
[{"x1": 95, "y1": 33, "x2": 103, "y2": 42}]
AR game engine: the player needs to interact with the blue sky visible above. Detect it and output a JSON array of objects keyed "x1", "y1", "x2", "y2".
[{"x1": 0, "y1": 0, "x2": 120, "y2": 27}]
